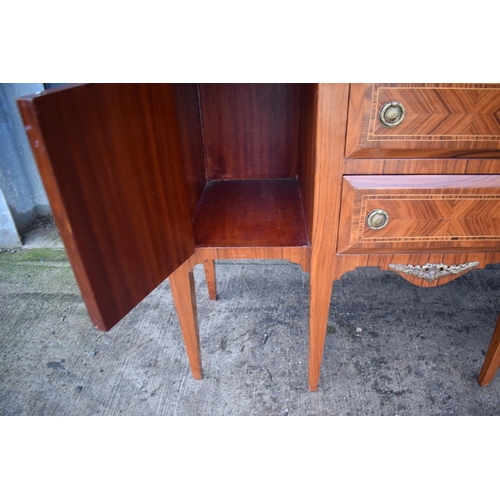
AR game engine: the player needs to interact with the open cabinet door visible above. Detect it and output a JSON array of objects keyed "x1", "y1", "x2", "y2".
[{"x1": 18, "y1": 84, "x2": 195, "y2": 330}]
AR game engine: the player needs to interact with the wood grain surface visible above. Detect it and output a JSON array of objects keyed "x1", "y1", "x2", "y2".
[
  {"x1": 331, "y1": 252, "x2": 500, "y2": 288},
  {"x1": 203, "y1": 259, "x2": 217, "y2": 300},
  {"x1": 199, "y1": 84, "x2": 301, "y2": 180},
  {"x1": 344, "y1": 158, "x2": 500, "y2": 175},
  {"x1": 18, "y1": 82, "x2": 500, "y2": 391},
  {"x1": 297, "y1": 84, "x2": 318, "y2": 244},
  {"x1": 169, "y1": 255, "x2": 202, "y2": 380},
  {"x1": 346, "y1": 84, "x2": 500, "y2": 158},
  {"x1": 308, "y1": 84, "x2": 350, "y2": 391},
  {"x1": 192, "y1": 179, "x2": 308, "y2": 247},
  {"x1": 194, "y1": 247, "x2": 310, "y2": 272},
  {"x1": 18, "y1": 84, "x2": 195, "y2": 330},
  {"x1": 195, "y1": 246, "x2": 310, "y2": 273},
  {"x1": 338, "y1": 175, "x2": 500, "y2": 254},
  {"x1": 172, "y1": 84, "x2": 206, "y2": 217},
  {"x1": 478, "y1": 314, "x2": 500, "y2": 386}
]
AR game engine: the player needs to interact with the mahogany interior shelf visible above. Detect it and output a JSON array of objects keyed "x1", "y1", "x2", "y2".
[{"x1": 192, "y1": 178, "x2": 308, "y2": 247}]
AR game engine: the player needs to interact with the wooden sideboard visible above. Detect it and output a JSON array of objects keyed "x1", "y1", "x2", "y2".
[{"x1": 17, "y1": 84, "x2": 500, "y2": 391}]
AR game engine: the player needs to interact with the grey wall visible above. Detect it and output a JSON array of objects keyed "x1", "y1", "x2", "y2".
[{"x1": 0, "y1": 83, "x2": 51, "y2": 246}]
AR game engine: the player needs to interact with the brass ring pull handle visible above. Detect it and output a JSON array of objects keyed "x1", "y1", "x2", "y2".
[
  {"x1": 379, "y1": 101, "x2": 406, "y2": 127},
  {"x1": 366, "y1": 209, "x2": 389, "y2": 230}
]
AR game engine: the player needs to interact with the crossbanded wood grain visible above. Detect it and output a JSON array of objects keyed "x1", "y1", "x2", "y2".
[
  {"x1": 338, "y1": 175, "x2": 500, "y2": 254},
  {"x1": 372, "y1": 88, "x2": 500, "y2": 139},
  {"x1": 346, "y1": 84, "x2": 500, "y2": 158},
  {"x1": 362, "y1": 197, "x2": 500, "y2": 240}
]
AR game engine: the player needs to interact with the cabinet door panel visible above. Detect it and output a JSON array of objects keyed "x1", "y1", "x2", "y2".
[{"x1": 18, "y1": 84, "x2": 195, "y2": 330}]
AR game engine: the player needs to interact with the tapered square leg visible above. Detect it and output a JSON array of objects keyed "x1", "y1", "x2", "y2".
[
  {"x1": 203, "y1": 259, "x2": 217, "y2": 301},
  {"x1": 170, "y1": 260, "x2": 202, "y2": 380},
  {"x1": 478, "y1": 315, "x2": 500, "y2": 386},
  {"x1": 308, "y1": 266, "x2": 333, "y2": 392}
]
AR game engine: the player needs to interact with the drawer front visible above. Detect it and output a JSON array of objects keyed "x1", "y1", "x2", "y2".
[
  {"x1": 338, "y1": 175, "x2": 500, "y2": 254},
  {"x1": 346, "y1": 84, "x2": 500, "y2": 159}
]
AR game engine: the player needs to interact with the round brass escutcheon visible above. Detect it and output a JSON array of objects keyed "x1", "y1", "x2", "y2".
[
  {"x1": 379, "y1": 101, "x2": 406, "y2": 127},
  {"x1": 366, "y1": 209, "x2": 389, "y2": 230}
]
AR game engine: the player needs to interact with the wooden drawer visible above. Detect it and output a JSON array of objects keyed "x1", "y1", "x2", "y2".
[
  {"x1": 346, "y1": 84, "x2": 500, "y2": 159},
  {"x1": 338, "y1": 175, "x2": 500, "y2": 254}
]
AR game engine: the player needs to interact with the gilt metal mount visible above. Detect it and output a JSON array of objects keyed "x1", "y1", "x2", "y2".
[{"x1": 388, "y1": 261, "x2": 480, "y2": 284}]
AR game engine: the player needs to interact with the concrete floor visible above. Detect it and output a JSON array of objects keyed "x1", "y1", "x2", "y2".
[{"x1": 1, "y1": 223, "x2": 500, "y2": 415}]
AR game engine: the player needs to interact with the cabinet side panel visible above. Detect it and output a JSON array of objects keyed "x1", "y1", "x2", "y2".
[
  {"x1": 199, "y1": 84, "x2": 301, "y2": 180},
  {"x1": 18, "y1": 84, "x2": 195, "y2": 330},
  {"x1": 173, "y1": 84, "x2": 206, "y2": 217},
  {"x1": 297, "y1": 83, "x2": 318, "y2": 244}
]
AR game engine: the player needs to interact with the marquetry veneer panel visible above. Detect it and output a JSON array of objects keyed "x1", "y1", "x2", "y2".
[
  {"x1": 338, "y1": 175, "x2": 500, "y2": 254},
  {"x1": 346, "y1": 84, "x2": 500, "y2": 158}
]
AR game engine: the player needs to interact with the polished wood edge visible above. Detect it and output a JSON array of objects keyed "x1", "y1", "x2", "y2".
[
  {"x1": 17, "y1": 97, "x2": 106, "y2": 330},
  {"x1": 169, "y1": 255, "x2": 202, "y2": 380},
  {"x1": 193, "y1": 247, "x2": 310, "y2": 273},
  {"x1": 478, "y1": 315, "x2": 500, "y2": 386},
  {"x1": 309, "y1": 84, "x2": 350, "y2": 391},
  {"x1": 298, "y1": 83, "x2": 319, "y2": 244},
  {"x1": 346, "y1": 149, "x2": 500, "y2": 159},
  {"x1": 343, "y1": 174, "x2": 500, "y2": 189},
  {"x1": 337, "y1": 176, "x2": 356, "y2": 254},
  {"x1": 344, "y1": 158, "x2": 500, "y2": 175},
  {"x1": 203, "y1": 260, "x2": 217, "y2": 300}
]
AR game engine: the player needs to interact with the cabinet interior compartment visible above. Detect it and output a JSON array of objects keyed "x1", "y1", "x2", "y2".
[
  {"x1": 174, "y1": 83, "x2": 316, "y2": 248},
  {"x1": 17, "y1": 83, "x2": 317, "y2": 330}
]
